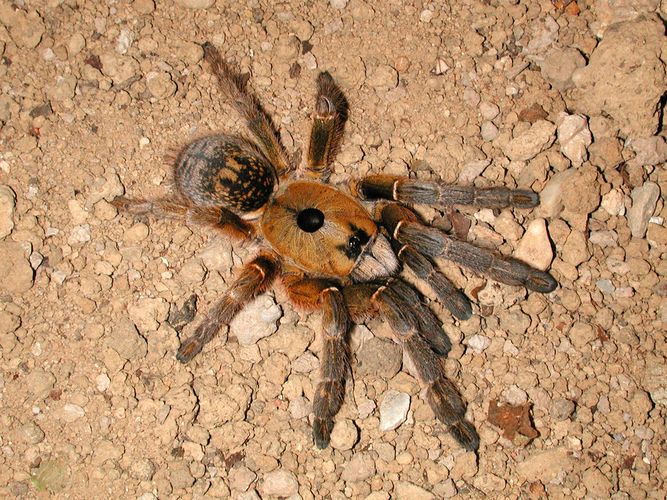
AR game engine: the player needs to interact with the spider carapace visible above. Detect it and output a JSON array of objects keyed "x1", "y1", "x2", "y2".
[
  {"x1": 262, "y1": 181, "x2": 397, "y2": 280},
  {"x1": 113, "y1": 42, "x2": 557, "y2": 452}
]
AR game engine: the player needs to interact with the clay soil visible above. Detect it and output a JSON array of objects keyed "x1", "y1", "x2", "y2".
[{"x1": 0, "y1": 1, "x2": 665, "y2": 499}]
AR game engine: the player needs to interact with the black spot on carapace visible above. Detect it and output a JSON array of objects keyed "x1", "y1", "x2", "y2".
[{"x1": 297, "y1": 208, "x2": 325, "y2": 232}]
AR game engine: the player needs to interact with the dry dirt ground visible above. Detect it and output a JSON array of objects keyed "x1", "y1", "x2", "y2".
[{"x1": 1, "y1": 0, "x2": 666, "y2": 498}]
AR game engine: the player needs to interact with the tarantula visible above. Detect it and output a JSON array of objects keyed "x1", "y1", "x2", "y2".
[{"x1": 113, "y1": 43, "x2": 557, "y2": 451}]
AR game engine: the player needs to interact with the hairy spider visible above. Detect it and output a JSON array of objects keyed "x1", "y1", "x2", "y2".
[{"x1": 113, "y1": 43, "x2": 557, "y2": 451}]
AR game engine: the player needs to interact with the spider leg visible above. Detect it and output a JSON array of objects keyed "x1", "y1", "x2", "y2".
[
  {"x1": 111, "y1": 196, "x2": 254, "y2": 240},
  {"x1": 382, "y1": 203, "x2": 557, "y2": 293},
  {"x1": 388, "y1": 234, "x2": 472, "y2": 321},
  {"x1": 358, "y1": 174, "x2": 539, "y2": 209},
  {"x1": 283, "y1": 274, "x2": 350, "y2": 449},
  {"x1": 306, "y1": 72, "x2": 348, "y2": 181},
  {"x1": 176, "y1": 253, "x2": 279, "y2": 362},
  {"x1": 344, "y1": 279, "x2": 479, "y2": 451},
  {"x1": 202, "y1": 42, "x2": 292, "y2": 177}
]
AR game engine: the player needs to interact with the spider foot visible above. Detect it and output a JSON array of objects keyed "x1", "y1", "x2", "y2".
[
  {"x1": 312, "y1": 379, "x2": 345, "y2": 449},
  {"x1": 449, "y1": 420, "x2": 480, "y2": 452},
  {"x1": 312, "y1": 417, "x2": 334, "y2": 449},
  {"x1": 426, "y1": 378, "x2": 480, "y2": 451},
  {"x1": 176, "y1": 336, "x2": 204, "y2": 363},
  {"x1": 524, "y1": 268, "x2": 558, "y2": 293}
]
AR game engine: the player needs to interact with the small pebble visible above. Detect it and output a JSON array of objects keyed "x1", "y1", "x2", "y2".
[
  {"x1": 61, "y1": 403, "x2": 85, "y2": 422},
  {"x1": 330, "y1": 0, "x2": 348, "y2": 9},
  {"x1": 550, "y1": 398, "x2": 575, "y2": 420},
  {"x1": 557, "y1": 113, "x2": 592, "y2": 167},
  {"x1": 481, "y1": 121, "x2": 499, "y2": 141},
  {"x1": 432, "y1": 58, "x2": 450, "y2": 75},
  {"x1": 68, "y1": 224, "x2": 91, "y2": 244},
  {"x1": 367, "y1": 65, "x2": 398, "y2": 90},
  {"x1": 68, "y1": 33, "x2": 86, "y2": 55},
  {"x1": 379, "y1": 390, "x2": 410, "y2": 431},
  {"x1": 96, "y1": 373, "x2": 110, "y2": 392},
  {"x1": 329, "y1": 418, "x2": 358, "y2": 450},
  {"x1": 503, "y1": 385, "x2": 528, "y2": 405},
  {"x1": 21, "y1": 421, "x2": 45, "y2": 444},
  {"x1": 467, "y1": 334, "x2": 490, "y2": 353},
  {"x1": 0, "y1": 185, "x2": 16, "y2": 238},
  {"x1": 229, "y1": 465, "x2": 256, "y2": 492},
  {"x1": 0, "y1": 241, "x2": 33, "y2": 293},
  {"x1": 628, "y1": 135, "x2": 667, "y2": 168},
  {"x1": 601, "y1": 189, "x2": 625, "y2": 216},
  {"x1": 230, "y1": 296, "x2": 282, "y2": 346},
  {"x1": 259, "y1": 470, "x2": 298, "y2": 498},
  {"x1": 274, "y1": 35, "x2": 301, "y2": 62},
  {"x1": 627, "y1": 182, "x2": 660, "y2": 238},
  {"x1": 420, "y1": 9, "x2": 434, "y2": 23},
  {"x1": 341, "y1": 453, "x2": 376, "y2": 482},
  {"x1": 123, "y1": 222, "x2": 149, "y2": 243},
  {"x1": 458, "y1": 159, "x2": 490, "y2": 184},
  {"x1": 395, "y1": 481, "x2": 434, "y2": 500},
  {"x1": 107, "y1": 317, "x2": 147, "y2": 360},
  {"x1": 130, "y1": 459, "x2": 156, "y2": 481},
  {"x1": 589, "y1": 230, "x2": 618, "y2": 248},
  {"x1": 514, "y1": 219, "x2": 553, "y2": 271},
  {"x1": 502, "y1": 120, "x2": 556, "y2": 161},
  {"x1": 596, "y1": 279, "x2": 615, "y2": 294},
  {"x1": 516, "y1": 448, "x2": 573, "y2": 483},
  {"x1": 146, "y1": 71, "x2": 176, "y2": 99},
  {"x1": 479, "y1": 101, "x2": 500, "y2": 120},
  {"x1": 174, "y1": 0, "x2": 215, "y2": 8},
  {"x1": 116, "y1": 29, "x2": 134, "y2": 54}
]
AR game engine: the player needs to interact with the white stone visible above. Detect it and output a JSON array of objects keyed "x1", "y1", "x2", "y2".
[
  {"x1": 96, "y1": 373, "x2": 111, "y2": 392},
  {"x1": 259, "y1": 470, "x2": 298, "y2": 498},
  {"x1": 514, "y1": 218, "x2": 553, "y2": 271},
  {"x1": 61, "y1": 403, "x2": 85, "y2": 422},
  {"x1": 557, "y1": 113, "x2": 592, "y2": 166},
  {"x1": 230, "y1": 295, "x2": 282, "y2": 346},
  {"x1": 467, "y1": 334, "x2": 490, "y2": 353},
  {"x1": 379, "y1": 390, "x2": 410, "y2": 431},
  {"x1": 601, "y1": 189, "x2": 626, "y2": 216}
]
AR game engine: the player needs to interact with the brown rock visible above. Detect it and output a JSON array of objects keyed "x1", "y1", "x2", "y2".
[{"x1": 0, "y1": 242, "x2": 33, "y2": 294}]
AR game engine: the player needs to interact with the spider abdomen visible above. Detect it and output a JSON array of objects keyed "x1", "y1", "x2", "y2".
[{"x1": 174, "y1": 134, "x2": 276, "y2": 213}]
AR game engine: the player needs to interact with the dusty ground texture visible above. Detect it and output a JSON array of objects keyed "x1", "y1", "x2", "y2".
[{"x1": 1, "y1": 0, "x2": 666, "y2": 498}]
